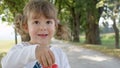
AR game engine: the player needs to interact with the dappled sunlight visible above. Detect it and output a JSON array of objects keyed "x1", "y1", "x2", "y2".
[
  {"x1": 114, "y1": 49, "x2": 120, "y2": 51},
  {"x1": 79, "y1": 55, "x2": 112, "y2": 62},
  {"x1": 68, "y1": 46, "x2": 83, "y2": 52}
]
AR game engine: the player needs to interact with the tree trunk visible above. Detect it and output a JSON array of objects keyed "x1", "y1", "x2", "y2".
[
  {"x1": 85, "y1": 0, "x2": 101, "y2": 44},
  {"x1": 112, "y1": 18, "x2": 119, "y2": 48},
  {"x1": 14, "y1": 29, "x2": 17, "y2": 44},
  {"x1": 85, "y1": 11, "x2": 101, "y2": 44},
  {"x1": 70, "y1": 7, "x2": 80, "y2": 42}
]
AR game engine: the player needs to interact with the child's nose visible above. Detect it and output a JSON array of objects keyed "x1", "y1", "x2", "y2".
[{"x1": 39, "y1": 24, "x2": 47, "y2": 31}]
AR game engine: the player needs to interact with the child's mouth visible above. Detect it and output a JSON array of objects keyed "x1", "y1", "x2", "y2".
[{"x1": 37, "y1": 34, "x2": 48, "y2": 38}]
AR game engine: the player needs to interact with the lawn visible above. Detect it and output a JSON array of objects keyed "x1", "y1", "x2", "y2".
[
  {"x1": 77, "y1": 33, "x2": 120, "y2": 58},
  {"x1": 0, "y1": 40, "x2": 15, "y2": 52},
  {"x1": 80, "y1": 33, "x2": 119, "y2": 48}
]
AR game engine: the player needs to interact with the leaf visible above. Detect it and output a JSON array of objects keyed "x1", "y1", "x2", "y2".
[{"x1": 2, "y1": 17, "x2": 6, "y2": 21}]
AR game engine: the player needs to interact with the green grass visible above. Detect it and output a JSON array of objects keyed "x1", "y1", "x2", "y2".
[
  {"x1": 100, "y1": 33, "x2": 116, "y2": 48},
  {"x1": 0, "y1": 40, "x2": 15, "y2": 52},
  {"x1": 77, "y1": 33, "x2": 120, "y2": 58},
  {"x1": 81, "y1": 44, "x2": 120, "y2": 58},
  {"x1": 80, "y1": 33, "x2": 119, "y2": 48}
]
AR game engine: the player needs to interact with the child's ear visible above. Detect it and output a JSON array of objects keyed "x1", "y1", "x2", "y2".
[{"x1": 22, "y1": 23, "x2": 29, "y2": 33}]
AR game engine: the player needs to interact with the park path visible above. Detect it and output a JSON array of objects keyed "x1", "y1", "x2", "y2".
[{"x1": 51, "y1": 39, "x2": 120, "y2": 68}]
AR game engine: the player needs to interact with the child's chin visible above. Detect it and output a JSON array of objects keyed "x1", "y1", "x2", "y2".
[
  {"x1": 36, "y1": 40, "x2": 51, "y2": 45},
  {"x1": 38, "y1": 42, "x2": 50, "y2": 46}
]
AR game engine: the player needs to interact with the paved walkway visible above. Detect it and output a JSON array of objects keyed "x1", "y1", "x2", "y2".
[{"x1": 51, "y1": 39, "x2": 120, "y2": 68}]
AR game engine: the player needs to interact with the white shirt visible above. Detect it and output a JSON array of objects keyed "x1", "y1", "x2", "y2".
[{"x1": 1, "y1": 42, "x2": 70, "y2": 68}]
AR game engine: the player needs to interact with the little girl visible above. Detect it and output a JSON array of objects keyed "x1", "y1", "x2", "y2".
[{"x1": 1, "y1": 0, "x2": 70, "y2": 68}]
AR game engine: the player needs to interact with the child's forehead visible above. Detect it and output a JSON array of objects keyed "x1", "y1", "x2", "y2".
[
  {"x1": 28, "y1": 11, "x2": 54, "y2": 19},
  {"x1": 29, "y1": 12, "x2": 42, "y2": 19}
]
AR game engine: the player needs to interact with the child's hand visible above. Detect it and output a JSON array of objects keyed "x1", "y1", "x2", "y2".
[{"x1": 35, "y1": 45, "x2": 55, "y2": 67}]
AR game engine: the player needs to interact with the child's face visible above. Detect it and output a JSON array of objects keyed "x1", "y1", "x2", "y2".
[{"x1": 26, "y1": 13, "x2": 56, "y2": 46}]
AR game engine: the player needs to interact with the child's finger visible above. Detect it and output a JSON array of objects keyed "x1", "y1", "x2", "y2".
[
  {"x1": 48, "y1": 50, "x2": 55, "y2": 64},
  {"x1": 45, "y1": 52, "x2": 53, "y2": 66},
  {"x1": 38, "y1": 56, "x2": 43, "y2": 66},
  {"x1": 41, "y1": 54, "x2": 48, "y2": 67}
]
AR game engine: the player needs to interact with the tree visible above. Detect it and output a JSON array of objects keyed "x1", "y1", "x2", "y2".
[
  {"x1": 59, "y1": 0, "x2": 86, "y2": 42},
  {"x1": 0, "y1": 0, "x2": 29, "y2": 43},
  {"x1": 0, "y1": 0, "x2": 28, "y2": 22},
  {"x1": 64, "y1": 0, "x2": 81, "y2": 42},
  {"x1": 100, "y1": 0, "x2": 120, "y2": 48},
  {"x1": 107, "y1": 0, "x2": 119, "y2": 48},
  {"x1": 50, "y1": 0, "x2": 80, "y2": 42},
  {"x1": 51, "y1": 0, "x2": 101, "y2": 44},
  {"x1": 83, "y1": 0, "x2": 101, "y2": 44}
]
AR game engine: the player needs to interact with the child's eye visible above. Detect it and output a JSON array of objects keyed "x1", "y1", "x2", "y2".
[
  {"x1": 33, "y1": 21, "x2": 40, "y2": 24},
  {"x1": 46, "y1": 21, "x2": 52, "y2": 24}
]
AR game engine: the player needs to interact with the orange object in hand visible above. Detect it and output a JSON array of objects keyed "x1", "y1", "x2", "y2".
[
  {"x1": 43, "y1": 64, "x2": 58, "y2": 68},
  {"x1": 52, "y1": 64, "x2": 58, "y2": 68}
]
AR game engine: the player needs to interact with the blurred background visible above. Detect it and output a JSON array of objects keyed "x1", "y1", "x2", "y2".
[{"x1": 0, "y1": 0, "x2": 120, "y2": 67}]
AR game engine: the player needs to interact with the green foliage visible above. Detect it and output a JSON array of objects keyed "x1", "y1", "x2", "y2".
[
  {"x1": 0, "y1": 0, "x2": 29, "y2": 24},
  {"x1": 0, "y1": 0, "x2": 101, "y2": 32},
  {"x1": 96, "y1": 0, "x2": 105, "y2": 8}
]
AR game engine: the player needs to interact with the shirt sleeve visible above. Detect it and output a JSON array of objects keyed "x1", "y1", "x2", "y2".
[
  {"x1": 62, "y1": 51, "x2": 71, "y2": 68},
  {"x1": 1, "y1": 43, "x2": 37, "y2": 68}
]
